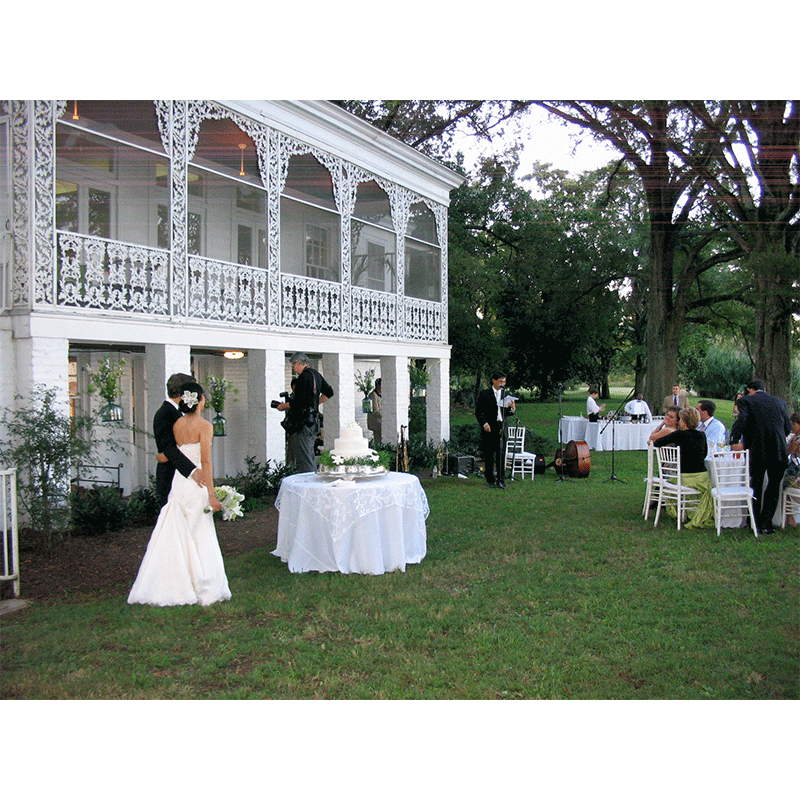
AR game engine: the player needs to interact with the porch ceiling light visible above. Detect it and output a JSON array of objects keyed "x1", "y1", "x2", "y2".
[
  {"x1": 224, "y1": 350, "x2": 245, "y2": 360},
  {"x1": 239, "y1": 143, "x2": 246, "y2": 176}
]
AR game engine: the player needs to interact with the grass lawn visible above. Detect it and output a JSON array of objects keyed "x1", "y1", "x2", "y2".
[{"x1": 1, "y1": 393, "x2": 797, "y2": 700}]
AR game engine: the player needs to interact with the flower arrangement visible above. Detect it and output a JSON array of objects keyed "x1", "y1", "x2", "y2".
[
  {"x1": 204, "y1": 485, "x2": 245, "y2": 521},
  {"x1": 87, "y1": 357, "x2": 126, "y2": 403},
  {"x1": 354, "y1": 368, "x2": 375, "y2": 398},
  {"x1": 205, "y1": 375, "x2": 238, "y2": 413},
  {"x1": 317, "y1": 448, "x2": 391, "y2": 469}
]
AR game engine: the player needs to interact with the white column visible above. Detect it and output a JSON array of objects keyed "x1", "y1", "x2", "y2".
[
  {"x1": 380, "y1": 355, "x2": 409, "y2": 446},
  {"x1": 145, "y1": 343, "x2": 192, "y2": 447},
  {"x1": 247, "y1": 348, "x2": 287, "y2": 467},
  {"x1": 15, "y1": 333, "x2": 70, "y2": 409},
  {"x1": 426, "y1": 357, "x2": 450, "y2": 444},
  {"x1": 321, "y1": 351, "x2": 354, "y2": 449}
]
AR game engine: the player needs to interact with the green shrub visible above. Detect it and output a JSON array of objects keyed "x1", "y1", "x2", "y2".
[
  {"x1": 229, "y1": 457, "x2": 295, "y2": 503},
  {"x1": 70, "y1": 486, "x2": 130, "y2": 535},
  {"x1": 683, "y1": 344, "x2": 752, "y2": 399},
  {"x1": 126, "y1": 478, "x2": 161, "y2": 526},
  {"x1": 0, "y1": 386, "x2": 96, "y2": 550}
]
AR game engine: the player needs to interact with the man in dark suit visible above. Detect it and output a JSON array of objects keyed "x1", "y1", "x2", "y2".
[
  {"x1": 154, "y1": 372, "x2": 205, "y2": 507},
  {"x1": 730, "y1": 379, "x2": 791, "y2": 534},
  {"x1": 475, "y1": 371, "x2": 516, "y2": 489}
]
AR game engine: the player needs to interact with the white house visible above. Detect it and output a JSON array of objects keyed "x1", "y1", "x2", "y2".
[{"x1": 0, "y1": 100, "x2": 463, "y2": 493}]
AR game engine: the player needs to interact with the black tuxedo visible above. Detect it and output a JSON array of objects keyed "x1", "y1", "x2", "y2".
[
  {"x1": 476, "y1": 386, "x2": 514, "y2": 486},
  {"x1": 730, "y1": 390, "x2": 791, "y2": 527},
  {"x1": 153, "y1": 399, "x2": 198, "y2": 507}
]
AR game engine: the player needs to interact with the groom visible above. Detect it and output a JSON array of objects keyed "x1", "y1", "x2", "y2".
[{"x1": 154, "y1": 372, "x2": 205, "y2": 507}]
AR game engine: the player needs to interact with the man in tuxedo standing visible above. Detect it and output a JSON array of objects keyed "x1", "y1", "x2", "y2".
[
  {"x1": 730, "y1": 379, "x2": 791, "y2": 534},
  {"x1": 475, "y1": 371, "x2": 515, "y2": 489},
  {"x1": 154, "y1": 372, "x2": 205, "y2": 507},
  {"x1": 662, "y1": 384, "x2": 689, "y2": 414}
]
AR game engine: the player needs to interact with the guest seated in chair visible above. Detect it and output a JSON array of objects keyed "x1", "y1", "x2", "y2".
[
  {"x1": 653, "y1": 406, "x2": 713, "y2": 527},
  {"x1": 648, "y1": 407, "x2": 679, "y2": 443},
  {"x1": 697, "y1": 400, "x2": 727, "y2": 447},
  {"x1": 783, "y1": 412, "x2": 800, "y2": 525}
]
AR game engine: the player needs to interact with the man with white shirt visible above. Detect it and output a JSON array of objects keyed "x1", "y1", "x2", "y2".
[
  {"x1": 697, "y1": 400, "x2": 726, "y2": 446},
  {"x1": 476, "y1": 371, "x2": 516, "y2": 488},
  {"x1": 625, "y1": 393, "x2": 652, "y2": 422},
  {"x1": 586, "y1": 387, "x2": 605, "y2": 422}
]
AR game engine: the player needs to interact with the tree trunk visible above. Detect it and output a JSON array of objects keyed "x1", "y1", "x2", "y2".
[
  {"x1": 644, "y1": 221, "x2": 684, "y2": 414},
  {"x1": 751, "y1": 250, "x2": 796, "y2": 402}
]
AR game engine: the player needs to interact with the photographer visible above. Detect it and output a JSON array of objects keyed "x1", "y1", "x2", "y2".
[{"x1": 275, "y1": 353, "x2": 333, "y2": 473}]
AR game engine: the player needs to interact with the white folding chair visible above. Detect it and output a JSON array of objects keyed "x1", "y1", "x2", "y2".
[
  {"x1": 504, "y1": 426, "x2": 536, "y2": 481},
  {"x1": 780, "y1": 485, "x2": 800, "y2": 528},
  {"x1": 709, "y1": 450, "x2": 758, "y2": 538},
  {"x1": 642, "y1": 442, "x2": 661, "y2": 519},
  {"x1": 654, "y1": 445, "x2": 701, "y2": 530}
]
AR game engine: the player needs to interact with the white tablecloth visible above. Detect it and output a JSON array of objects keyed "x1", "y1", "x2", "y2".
[
  {"x1": 559, "y1": 417, "x2": 660, "y2": 451},
  {"x1": 273, "y1": 472, "x2": 428, "y2": 574}
]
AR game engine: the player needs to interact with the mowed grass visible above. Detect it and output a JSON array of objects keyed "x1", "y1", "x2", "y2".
[{"x1": 2, "y1": 394, "x2": 797, "y2": 700}]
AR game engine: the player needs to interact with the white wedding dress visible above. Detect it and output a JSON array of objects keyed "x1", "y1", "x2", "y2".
[{"x1": 128, "y1": 442, "x2": 231, "y2": 606}]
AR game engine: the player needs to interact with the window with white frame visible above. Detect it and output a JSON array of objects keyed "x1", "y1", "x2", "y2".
[
  {"x1": 404, "y1": 201, "x2": 441, "y2": 301},
  {"x1": 351, "y1": 180, "x2": 396, "y2": 293},
  {"x1": 56, "y1": 102, "x2": 169, "y2": 248},
  {"x1": 280, "y1": 154, "x2": 340, "y2": 282}
]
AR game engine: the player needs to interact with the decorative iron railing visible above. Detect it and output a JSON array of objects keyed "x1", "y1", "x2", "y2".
[
  {"x1": 188, "y1": 255, "x2": 268, "y2": 325},
  {"x1": 406, "y1": 297, "x2": 443, "y2": 341},
  {"x1": 351, "y1": 286, "x2": 398, "y2": 337},
  {"x1": 47, "y1": 232, "x2": 445, "y2": 341},
  {"x1": 56, "y1": 231, "x2": 170, "y2": 315},
  {"x1": 0, "y1": 229, "x2": 11, "y2": 313},
  {"x1": 280, "y1": 273, "x2": 342, "y2": 331}
]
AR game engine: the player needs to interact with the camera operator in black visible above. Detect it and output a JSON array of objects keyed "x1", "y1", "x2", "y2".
[{"x1": 276, "y1": 353, "x2": 333, "y2": 473}]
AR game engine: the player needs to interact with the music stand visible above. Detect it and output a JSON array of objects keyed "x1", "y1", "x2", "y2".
[
  {"x1": 600, "y1": 389, "x2": 635, "y2": 484},
  {"x1": 554, "y1": 382, "x2": 570, "y2": 482}
]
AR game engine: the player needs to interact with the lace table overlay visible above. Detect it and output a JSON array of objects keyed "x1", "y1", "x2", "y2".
[{"x1": 276, "y1": 472, "x2": 429, "y2": 542}]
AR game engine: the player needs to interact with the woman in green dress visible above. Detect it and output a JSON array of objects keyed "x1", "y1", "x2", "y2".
[{"x1": 653, "y1": 406, "x2": 714, "y2": 527}]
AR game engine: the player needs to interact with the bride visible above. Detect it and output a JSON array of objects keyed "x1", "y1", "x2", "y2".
[{"x1": 128, "y1": 382, "x2": 231, "y2": 607}]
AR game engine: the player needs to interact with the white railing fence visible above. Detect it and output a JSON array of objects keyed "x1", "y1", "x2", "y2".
[{"x1": 1, "y1": 468, "x2": 20, "y2": 598}]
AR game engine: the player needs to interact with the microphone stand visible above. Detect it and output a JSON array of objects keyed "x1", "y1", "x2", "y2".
[
  {"x1": 601, "y1": 389, "x2": 635, "y2": 484},
  {"x1": 555, "y1": 382, "x2": 569, "y2": 482}
]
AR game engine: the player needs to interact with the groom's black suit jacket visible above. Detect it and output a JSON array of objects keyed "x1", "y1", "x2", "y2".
[
  {"x1": 153, "y1": 400, "x2": 197, "y2": 506},
  {"x1": 730, "y1": 390, "x2": 790, "y2": 467}
]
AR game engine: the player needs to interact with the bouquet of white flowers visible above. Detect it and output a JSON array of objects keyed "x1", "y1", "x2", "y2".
[{"x1": 204, "y1": 485, "x2": 245, "y2": 521}]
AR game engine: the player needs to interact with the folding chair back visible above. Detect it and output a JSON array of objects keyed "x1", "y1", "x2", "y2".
[
  {"x1": 654, "y1": 445, "x2": 701, "y2": 530},
  {"x1": 709, "y1": 450, "x2": 757, "y2": 537}
]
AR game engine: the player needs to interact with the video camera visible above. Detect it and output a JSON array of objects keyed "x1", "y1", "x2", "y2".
[{"x1": 270, "y1": 391, "x2": 291, "y2": 409}]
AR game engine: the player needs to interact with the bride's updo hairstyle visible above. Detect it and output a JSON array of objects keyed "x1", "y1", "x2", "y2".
[{"x1": 178, "y1": 382, "x2": 205, "y2": 414}]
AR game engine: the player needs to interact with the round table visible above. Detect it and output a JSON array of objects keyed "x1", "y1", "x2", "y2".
[{"x1": 273, "y1": 472, "x2": 429, "y2": 574}]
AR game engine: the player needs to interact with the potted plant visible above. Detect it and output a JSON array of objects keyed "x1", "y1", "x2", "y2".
[
  {"x1": 409, "y1": 360, "x2": 429, "y2": 398},
  {"x1": 205, "y1": 375, "x2": 237, "y2": 436},
  {"x1": 88, "y1": 356, "x2": 126, "y2": 422},
  {"x1": 355, "y1": 368, "x2": 375, "y2": 414}
]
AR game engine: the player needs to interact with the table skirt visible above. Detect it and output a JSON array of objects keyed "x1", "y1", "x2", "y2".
[{"x1": 273, "y1": 472, "x2": 428, "y2": 574}]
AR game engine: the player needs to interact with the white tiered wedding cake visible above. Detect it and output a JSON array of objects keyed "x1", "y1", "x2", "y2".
[{"x1": 317, "y1": 421, "x2": 386, "y2": 477}]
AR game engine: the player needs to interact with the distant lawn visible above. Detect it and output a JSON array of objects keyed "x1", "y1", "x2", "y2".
[{"x1": 2, "y1": 410, "x2": 797, "y2": 699}]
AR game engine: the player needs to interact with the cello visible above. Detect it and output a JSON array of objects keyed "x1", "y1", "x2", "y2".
[{"x1": 549, "y1": 439, "x2": 591, "y2": 478}]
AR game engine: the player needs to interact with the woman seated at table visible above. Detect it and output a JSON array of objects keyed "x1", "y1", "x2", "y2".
[{"x1": 653, "y1": 406, "x2": 713, "y2": 527}]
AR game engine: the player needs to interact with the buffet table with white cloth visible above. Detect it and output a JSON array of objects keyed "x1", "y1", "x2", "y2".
[
  {"x1": 559, "y1": 417, "x2": 660, "y2": 451},
  {"x1": 273, "y1": 472, "x2": 428, "y2": 575}
]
